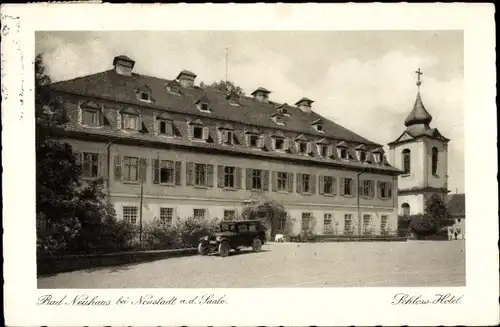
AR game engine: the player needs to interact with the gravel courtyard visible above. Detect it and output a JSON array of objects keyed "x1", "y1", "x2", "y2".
[{"x1": 38, "y1": 240, "x2": 465, "y2": 288}]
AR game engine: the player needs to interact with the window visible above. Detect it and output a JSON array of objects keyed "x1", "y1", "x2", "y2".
[
  {"x1": 340, "y1": 148, "x2": 348, "y2": 160},
  {"x1": 344, "y1": 178, "x2": 354, "y2": 196},
  {"x1": 123, "y1": 206, "x2": 138, "y2": 224},
  {"x1": 223, "y1": 210, "x2": 236, "y2": 221},
  {"x1": 160, "y1": 160, "x2": 174, "y2": 184},
  {"x1": 378, "y1": 181, "x2": 391, "y2": 199},
  {"x1": 248, "y1": 224, "x2": 257, "y2": 232},
  {"x1": 359, "y1": 150, "x2": 367, "y2": 162},
  {"x1": 82, "y1": 152, "x2": 99, "y2": 178},
  {"x1": 344, "y1": 214, "x2": 353, "y2": 234},
  {"x1": 374, "y1": 153, "x2": 382, "y2": 163},
  {"x1": 432, "y1": 147, "x2": 439, "y2": 175},
  {"x1": 316, "y1": 124, "x2": 323, "y2": 132},
  {"x1": 323, "y1": 176, "x2": 334, "y2": 195},
  {"x1": 298, "y1": 142, "x2": 307, "y2": 154},
  {"x1": 139, "y1": 91, "x2": 151, "y2": 102},
  {"x1": 123, "y1": 113, "x2": 139, "y2": 130},
  {"x1": 224, "y1": 166, "x2": 235, "y2": 188},
  {"x1": 82, "y1": 109, "x2": 99, "y2": 126},
  {"x1": 361, "y1": 180, "x2": 374, "y2": 198},
  {"x1": 380, "y1": 215, "x2": 388, "y2": 232},
  {"x1": 401, "y1": 203, "x2": 410, "y2": 216},
  {"x1": 457, "y1": 218, "x2": 461, "y2": 223},
  {"x1": 277, "y1": 172, "x2": 288, "y2": 191},
  {"x1": 319, "y1": 145, "x2": 328, "y2": 157},
  {"x1": 158, "y1": 120, "x2": 173, "y2": 136},
  {"x1": 275, "y1": 138, "x2": 284, "y2": 150},
  {"x1": 123, "y1": 156, "x2": 139, "y2": 181},
  {"x1": 252, "y1": 169, "x2": 262, "y2": 190},
  {"x1": 238, "y1": 224, "x2": 248, "y2": 232},
  {"x1": 193, "y1": 209, "x2": 206, "y2": 220},
  {"x1": 160, "y1": 208, "x2": 173, "y2": 226},
  {"x1": 200, "y1": 102, "x2": 209, "y2": 112},
  {"x1": 402, "y1": 149, "x2": 411, "y2": 174},
  {"x1": 274, "y1": 116, "x2": 284, "y2": 125},
  {"x1": 301, "y1": 212, "x2": 311, "y2": 231},
  {"x1": 324, "y1": 213, "x2": 333, "y2": 234},
  {"x1": 193, "y1": 126, "x2": 204, "y2": 140},
  {"x1": 249, "y1": 135, "x2": 259, "y2": 148},
  {"x1": 363, "y1": 214, "x2": 372, "y2": 234},
  {"x1": 195, "y1": 164, "x2": 207, "y2": 186},
  {"x1": 223, "y1": 130, "x2": 234, "y2": 144},
  {"x1": 302, "y1": 174, "x2": 311, "y2": 193}
]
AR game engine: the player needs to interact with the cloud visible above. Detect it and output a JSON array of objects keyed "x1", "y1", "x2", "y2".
[{"x1": 36, "y1": 32, "x2": 464, "y2": 192}]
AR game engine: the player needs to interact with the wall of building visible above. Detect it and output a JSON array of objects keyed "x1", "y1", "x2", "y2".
[
  {"x1": 390, "y1": 140, "x2": 426, "y2": 190},
  {"x1": 398, "y1": 193, "x2": 424, "y2": 215},
  {"x1": 424, "y1": 138, "x2": 448, "y2": 189},
  {"x1": 64, "y1": 137, "x2": 399, "y2": 235}
]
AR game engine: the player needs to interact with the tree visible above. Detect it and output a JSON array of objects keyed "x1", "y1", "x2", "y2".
[
  {"x1": 200, "y1": 80, "x2": 245, "y2": 96},
  {"x1": 240, "y1": 200, "x2": 295, "y2": 239},
  {"x1": 36, "y1": 53, "x2": 134, "y2": 255},
  {"x1": 424, "y1": 194, "x2": 454, "y2": 229}
]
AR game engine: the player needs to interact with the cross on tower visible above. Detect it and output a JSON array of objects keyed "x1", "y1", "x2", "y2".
[{"x1": 415, "y1": 68, "x2": 423, "y2": 87}]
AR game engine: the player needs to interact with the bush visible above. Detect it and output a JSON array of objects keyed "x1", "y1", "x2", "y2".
[{"x1": 409, "y1": 216, "x2": 438, "y2": 237}]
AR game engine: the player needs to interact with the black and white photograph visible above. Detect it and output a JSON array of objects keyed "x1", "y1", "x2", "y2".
[
  {"x1": 34, "y1": 30, "x2": 466, "y2": 289},
  {"x1": 2, "y1": 3, "x2": 497, "y2": 327}
]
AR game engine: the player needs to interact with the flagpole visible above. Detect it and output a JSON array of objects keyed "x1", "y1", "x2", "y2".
[{"x1": 225, "y1": 47, "x2": 229, "y2": 85}]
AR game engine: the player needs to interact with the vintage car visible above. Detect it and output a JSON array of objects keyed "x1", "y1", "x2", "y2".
[{"x1": 198, "y1": 220, "x2": 266, "y2": 257}]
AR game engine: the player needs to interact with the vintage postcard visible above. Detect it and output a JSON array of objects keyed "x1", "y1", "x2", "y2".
[{"x1": 2, "y1": 3, "x2": 498, "y2": 326}]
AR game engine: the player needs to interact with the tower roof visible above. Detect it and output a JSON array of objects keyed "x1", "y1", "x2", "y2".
[{"x1": 404, "y1": 92, "x2": 433, "y2": 127}]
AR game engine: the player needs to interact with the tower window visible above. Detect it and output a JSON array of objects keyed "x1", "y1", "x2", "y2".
[
  {"x1": 401, "y1": 203, "x2": 410, "y2": 216},
  {"x1": 402, "y1": 149, "x2": 411, "y2": 174},
  {"x1": 432, "y1": 147, "x2": 439, "y2": 175}
]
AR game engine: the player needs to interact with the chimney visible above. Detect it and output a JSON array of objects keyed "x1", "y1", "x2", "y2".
[
  {"x1": 295, "y1": 97, "x2": 314, "y2": 113},
  {"x1": 176, "y1": 70, "x2": 197, "y2": 88},
  {"x1": 251, "y1": 87, "x2": 271, "y2": 103},
  {"x1": 113, "y1": 55, "x2": 135, "y2": 76}
]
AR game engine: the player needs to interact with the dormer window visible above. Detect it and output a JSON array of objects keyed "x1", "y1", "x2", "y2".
[
  {"x1": 139, "y1": 91, "x2": 151, "y2": 102},
  {"x1": 275, "y1": 138, "x2": 285, "y2": 151},
  {"x1": 121, "y1": 108, "x2": 140, "y2": 131},
  {"x1": 245, "y1": 129, "x2": 263, "y2": 149},
  {"x1": 316, "y1": 124, "x2": 323, "y2": 132},
  {"x1": 166, "y1": 80, "x2": 181, "y2": 95},
  {"x1": 226, "y1": 91, "x2": 241, "y2": 106},
  {"x1": 196, "y1": 94, "x2": 211, "y2": 113},
  {"x1": 311, "y1": 118, "x2": 324, "y2": 133},
  {"x1": 200, "y1": 102, "x2": 209, "y2": 111},
  {"x1": 319, "y1": 144, "x2": 328, "y2": 157},
  {"x1": 372, "y1": 147, "x2": 385, "y2": 164},
  {"x1": 359, "y1": 150, "x2": 367, "y2": 162},
  {"x1": 340, "y1": 148, "x2": 348, "y2": 159},
  {"x1": 189, "y1": 119, "x2": 209, "y2": 141},
  {"x1": 223, "y1": 130, "x2": 234, "y2": 145},
  {"x1": 271, "y1": 112, "x2": 285, "y2": 126},
  {"x1": 337, "y1": 142, "x2": 349, "y2": 160},
  {"x1": 80, "y1": 101, "x2": 102, "y2": 127}
]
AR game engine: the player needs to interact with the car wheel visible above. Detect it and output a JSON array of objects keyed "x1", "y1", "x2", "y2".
[
  {"x1": 252, "y1": 238, "x2": 262, "y2": 252},
  {"x1": 218, "y1": 242, "x2": 230, "y2": 257},
  {"x1": 198, "y1": 243, "x2": 208, "y2": 255}
]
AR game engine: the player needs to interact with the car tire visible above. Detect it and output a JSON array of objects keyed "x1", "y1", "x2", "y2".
[
  {"x1": 198, "y1": 243, "x2": 208, "y2": 255},
  {"x1": 218, "y1": 242, "x2": 230, "y2": 257},
  {"x1": 252, "y1": 238, "x2": 262, "y2": 252}
]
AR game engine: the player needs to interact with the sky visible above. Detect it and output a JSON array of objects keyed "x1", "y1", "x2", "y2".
[{"x1": 35, "y1": 31, "x2": 464, "y2": 193}]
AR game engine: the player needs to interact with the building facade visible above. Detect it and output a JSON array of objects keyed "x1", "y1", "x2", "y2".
[
  {"x1": 388, "y1": 71, "x2": 450, "y2": 216},
  {"x1": 48, "y1": 55, "x2": 402, "y2": 237},
  {"x1": 446, "y1": 193, "x2": 466, "y2": 240}
]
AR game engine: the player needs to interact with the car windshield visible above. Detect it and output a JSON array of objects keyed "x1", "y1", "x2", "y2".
[
  {"x1": 238, "y1": 224, "x2": 248, "y2": 232},
  {"x1": 248, "y1": 224, "x2": 257, "y2": 232}
]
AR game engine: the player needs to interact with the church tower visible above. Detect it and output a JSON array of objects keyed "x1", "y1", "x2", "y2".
[{"x1": 388, "y1": 69, "x2": 450, "y2": 216}]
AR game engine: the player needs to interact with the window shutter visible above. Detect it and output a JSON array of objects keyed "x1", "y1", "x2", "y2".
[
  {"x1": 98, "y1": 153, "x2": 108, "y2": 179},
  {"x1": 153, "y1": 113, "x2": 158, "y2": 135},
  {"x1": 351, "y1": 178, "x2": 357, "y2": 197},
  {"x1": 235, "y1": 167, "x2": 242, "y2": 189},
  {"x1": 388, "y1": 181, "x2": 393, "y2": 198},
  {"x1": 306, "y1": 142, "x2": 312, "y2": 154},
  {"x1": 296, "y1": 173, "x2": 302, "y2": 193},
  {"x1": 287, "y1": 172, "x2": 294, "y2": 193},
  {"x1": 202, "y1": 126, "x2": 210, "y2": 140},
  {"x1": 138, "y1": 113, "x2": 144, "y2": 131},
  {"x1": 77, "y1": 108, "x2": 82, "y2": 125},
  {"x1": 332, "y1": 177, "x2": 337, "y2": 195},
  {"x1": 258, "y1": 136, "x2": 264, "y2": 148},
  {"x1": 218, "y1": 165, "x2": 225, "y2": 187},
  {"x1": 165, "y1": 121, "x2": 173, "y2": 136},
  {"x1": 246, "y1": 168, "x2": 252, "y2": 190},
  {"x1": 113, "y1": 155, "x2": 122, "y2": 180},
  {"x1": 188, "y1": 123, "x2": 194, "y2": 138},
  {"x1": 339, "y1": 177, "x2": 345, "y2": 196},
  {"x1": 283, "y1": 138, "x2": 290, "y2": 150},
  {"x1": 206, "y1": 164, "x2": 214, "y2": 187},
  {"x1": 359, "y1": 180, "x2": 364, "y2": 196},
  {"x1": 186, "y1": 162, "x2": 194, "y2": 186},
  {"x1": 369, "y1": 181, "x2": 374, "y2": 198},
  {"x1": 74, "y1": 151, "x2": 82, "y2": 166},
  {"x1": 175, "y1": 161, "x2": 182, "y2": 185},
  {"x1": 98, "y1": 110, "x2": 104, "y2": 126},
  {"x1": 310, "y1": 174, "x2": 316, "y2": 194},
  {"x1": 376, "y1": 181, "x2": 381, "y2": 199},
  {"x1": 139, "y1": 158, "x2": 147, "y2": 182},
  {"x1": 223, "y1": 130, "x2": 229, "y2": 143},
  {"x1": 116, "y1": 111, "x2": 122, "y2": 130},
  {"x1": 245, "y1": 134, "x2": 250, "y2": 147},
  {"x1": 327, "y1": 145, "x2": 333, "y2": 158},
  {"x1": 262, "y1": 170, "x2": 269, "y2": 191},
  {"x1": 319, "y1": 175, "x2": 324, "y2": 195},
  {"x1": 152, "y1": 159, "x2": 160, "y2": 184},
  {"x1": 272, "y1": 171, "x2": 278, "y2": 192}
]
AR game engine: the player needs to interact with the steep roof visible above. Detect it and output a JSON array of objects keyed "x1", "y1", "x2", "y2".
[
  {"x1": 446, "y1": 193, "x2": 466, "y2": 217},
  {"x1": 404, "y1": 92, "x2": 433, "y2": 127},
  {"x1": 49, "y1": 69, "x2": 379, "y2": 145}
]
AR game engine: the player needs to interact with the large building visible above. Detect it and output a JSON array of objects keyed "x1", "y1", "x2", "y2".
[
  {"x1": 47, "y1": 54, "x2": 402, "y2": 238},
  {"x1": 388, "y1": 69, "x2": 450, "y2": 216}
]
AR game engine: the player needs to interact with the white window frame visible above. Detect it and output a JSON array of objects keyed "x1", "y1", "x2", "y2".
[
  {"x1": 344, "y1": 178, "x2": 353, "y2": 196},
  {"x1": 274, "y1": 138, "x2": 285, "y2": 151},
  {"x1": 323, "y1": 176, "x2": 334, "y2": 195},
  {"x1": 193, "y1": 208, "x2": 206, "y2": 220},
  {"x1": 160, "y1": 207, "x2": 174, "y2": 226},
  {"x1": 324, "y1": 213, "x2": 333, "y2": 234},
  {"x1": 194, "y1": 164, "x2": 207, "y2": 186},
  {"x1": 138, "y1": 91, "x2": 151, "y2": 102},
  {"x1": 122, "y1": 113, "x2": 139, "y2": 130},
  {"x1": 159, "y1": 160, "x2": 175, "y2": 185},
  {"x1": 123, "y1": 206, "x2": 138, "y2": 225},
  {"x1": 277, "y1": 172, "x2": 288, "y2": 191},
  {"x1": 193, "y1": 125, "x2": 204, "y2": 140},
  {"x1": 82, "y1": 108, "x2": 100, "y2": 127},
  {"x1": 339, "y1": 147, "x2": 349, "y2": 160},
  {"x1": 123, "y1": 156, "x2": 139, "y2": 182},
  {"x1": 223, "y1": 209, "x2": 236, "y2": 221},
  {"x1": 252, "y1": 169, "x2": 263, "y2": 190},
  {"x1": 344, "y1": 214, "x2": 353, "y2": 234},
  {"x1": 224, "y1": 166, "x2": 235, "y2": 188}
]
